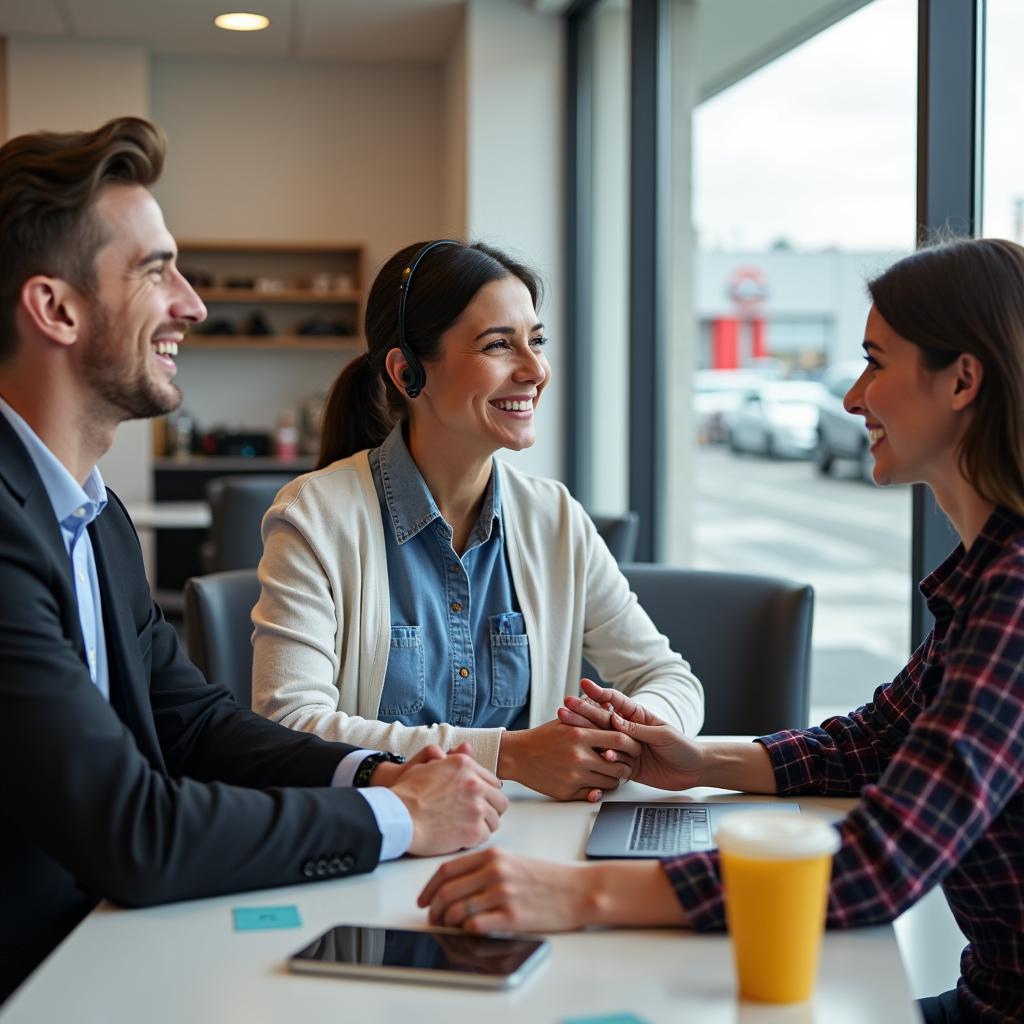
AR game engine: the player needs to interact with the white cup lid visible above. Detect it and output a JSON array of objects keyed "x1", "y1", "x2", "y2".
[{"x1": 715, "y1": 809, "x2": 841, "y2": 859}]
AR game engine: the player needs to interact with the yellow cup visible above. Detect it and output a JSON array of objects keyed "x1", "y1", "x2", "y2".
[{"x1": 716, "y1": 810, "x2": 840, "y2": 1004}]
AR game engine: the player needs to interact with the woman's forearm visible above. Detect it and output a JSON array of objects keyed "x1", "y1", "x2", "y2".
[
  {"x1": 582, "y1": 862, "x2": 690, "y2": 928},
  {"x1": 699, "y1": 740, "x2": 778, "y2": 794}
]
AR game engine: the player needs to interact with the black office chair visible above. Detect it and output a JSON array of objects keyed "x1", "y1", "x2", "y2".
[
  {"x1": 583, "y1": 564, "x2": 813, "y2": 735},
  {"x1": 203, "y1": 474, "x2": 294, "y2": 573},
  {"x1": 588, "y1": 511, "x2": 640, "y2": 563},
  {"x1": 183, "y1": 568, "x2": 261, "y2": 708}
]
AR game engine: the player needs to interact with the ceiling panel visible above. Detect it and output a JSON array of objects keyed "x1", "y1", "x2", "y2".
[
  {"x1": 63, "y1": 0, "x2": 295, "y2": 58},
  {"x1": 295, "y1": 0, "x2": 463, "y2": 62},
  {"x1": 2, "y1": 0, "x2": 467, "y2": 62}
]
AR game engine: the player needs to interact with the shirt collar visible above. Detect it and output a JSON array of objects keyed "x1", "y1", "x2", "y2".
[
  {"x1": 376, "y1": 423, "x2": 503, "y2": 546},
  {"x1": 920, "y1": 505, "x2": 1023, "y2": 620},
  {"x1": 0, "y1": 396, "x2": 107, "y2": 530}
]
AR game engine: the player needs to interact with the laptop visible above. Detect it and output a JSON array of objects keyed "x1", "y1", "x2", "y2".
[{"x1": 585, "y1": 801, "x2": 800, "y2": 859}]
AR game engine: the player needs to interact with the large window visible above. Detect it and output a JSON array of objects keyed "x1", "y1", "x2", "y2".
[
  {"x1": 983, "y1": 1, "x2": 1024, "y2": 242},
  {"x1": 682, "y1": 0, "x2": 917, "y2": 720}
]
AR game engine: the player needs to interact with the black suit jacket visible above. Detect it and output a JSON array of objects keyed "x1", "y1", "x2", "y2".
[{"x1": 0, "y1": 415, "x2": 381, "y2": 1001}]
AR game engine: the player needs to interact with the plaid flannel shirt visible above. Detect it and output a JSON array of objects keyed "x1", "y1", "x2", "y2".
[{"x1": 663, "y1": 506, "x2": 1024, "y2": 1023}]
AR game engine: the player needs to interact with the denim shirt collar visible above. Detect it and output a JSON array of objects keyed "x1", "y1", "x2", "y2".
[
  {"x1": 376, "y1": 423, "x2": 503, "y2": 547},
  {"x1": 0, "y1": 395, "x2": 107, "y2": 534}
]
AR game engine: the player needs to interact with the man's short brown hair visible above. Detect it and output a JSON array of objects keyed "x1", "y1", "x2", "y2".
[{"x1": 0, "y1": 116, "x2": 166, "y2": 361}]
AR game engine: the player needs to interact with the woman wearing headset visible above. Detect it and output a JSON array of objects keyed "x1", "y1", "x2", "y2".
[
  {"x1": 251, "y1": 240, "x2": 703, "y2": 802},
  {"x1": 419, "y1": 237, "x2": 1024, "y2": 1023}
]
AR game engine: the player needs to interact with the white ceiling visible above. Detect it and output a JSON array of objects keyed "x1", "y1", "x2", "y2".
[{"x1": 0, "y1": 0, "x2": 478, "y2": 63}]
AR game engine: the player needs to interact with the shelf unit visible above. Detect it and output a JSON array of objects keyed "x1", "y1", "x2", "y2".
[
  {"x1": 184, "y1": 335, "x2": 363, "y2": 351},
  {"x1": 150, "y1": 241, "x2": 366, "y2": 597},
  {"x1": 178, "y1": 239, "x2": 366, "y2": 349}
]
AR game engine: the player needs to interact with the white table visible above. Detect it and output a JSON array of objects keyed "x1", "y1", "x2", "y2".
[
  {"x1": 1, "y1": 779, "x2": 920, "y2": 1023},
  {"x1": 123, "y1": 501, "x2": 211, "y2": 530}
]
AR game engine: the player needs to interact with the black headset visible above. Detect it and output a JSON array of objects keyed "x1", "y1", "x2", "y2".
[{"x1": 396, "y1": 239, "x2": 459, "y2": 398}]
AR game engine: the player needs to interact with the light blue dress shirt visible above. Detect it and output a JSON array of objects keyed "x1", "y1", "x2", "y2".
[
  {"x1": 0, "y1": 397, "x2": 109, "y2": 698},
  {"x1": 369, "y1": 424, "x2": 531, "y2": 732},
  {"x1": 0, "y1": 396, "x2": 411, "y2": 860}
]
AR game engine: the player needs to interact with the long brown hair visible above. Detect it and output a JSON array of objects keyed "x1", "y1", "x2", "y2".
[
  {"x1": 318, "y1": 240, "x2": 542, "y2": 468},
  {"x1": 868, "y1": 237, "x2": 1024, "y2": 513},
  {"x1": 0, "y1": 117, "x2": 165, "y2": 361}
]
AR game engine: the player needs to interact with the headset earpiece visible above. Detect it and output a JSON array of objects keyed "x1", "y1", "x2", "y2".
[{"x1": 396, "y1": 239, "x2": 459, "y2": 399}]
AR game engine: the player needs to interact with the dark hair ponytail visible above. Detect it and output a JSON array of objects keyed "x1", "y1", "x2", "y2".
[
  {"x1": 318, "y1": 239, "x2": 543, "y2": 467},
  {"x1": 317, "y1": 355, "x2": 393, "y2": 469}
]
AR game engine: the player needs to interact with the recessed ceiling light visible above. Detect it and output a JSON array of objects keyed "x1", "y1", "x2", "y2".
[{"x1": 214, "y1": 12, "x2": 271, "y2": 32}]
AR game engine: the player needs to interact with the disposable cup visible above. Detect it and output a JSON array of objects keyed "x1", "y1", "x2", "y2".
[{"x1": 716, "y1": 810, "x2": 840, "y2": 1003}]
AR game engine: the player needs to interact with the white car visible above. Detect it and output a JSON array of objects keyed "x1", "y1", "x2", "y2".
[
  {"x1": 815, "y1": 361, "x2": 874, "y2": 480},
  {"x1": 694, "y1": 368, "x2": 777, "y2": 443},
  {"x1": 726, "y1": 380, "x2": 824, "y2": 459}
]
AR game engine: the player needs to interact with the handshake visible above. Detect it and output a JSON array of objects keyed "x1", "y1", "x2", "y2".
[{"x1": 369, "y1": 679, "x2": 706, "y2": 858}]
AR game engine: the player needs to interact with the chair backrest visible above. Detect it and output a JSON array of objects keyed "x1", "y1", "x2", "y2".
[
  {"x1": 588, "y1": 511, "x2": 640, "y2": 563},
  {"x1": 584, "y1": 564, "x2": 813, "y2": 735},
  {"x1": 183, "y1": 568, "x2": 261, "y2": 708},
  {"x1": 205, "y1": 474, "x2": 294, "y2": 573}
]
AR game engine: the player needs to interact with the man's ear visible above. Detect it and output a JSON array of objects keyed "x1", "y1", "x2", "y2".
[
  {"x1": 19, "y1": 275, "x2": 87, "y2": 349},
  {"x1": 950, "y1": 352, "x2": 984, "y2": 412}
]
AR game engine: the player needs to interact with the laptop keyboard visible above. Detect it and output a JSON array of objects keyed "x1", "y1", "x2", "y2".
[{"x1": 627, "y1": 806, "x2": 712, "y2": 854}]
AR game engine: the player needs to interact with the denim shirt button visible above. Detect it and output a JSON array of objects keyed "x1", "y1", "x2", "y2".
[
  {"x1": 459, "y1": 667, "x2": 470, "y2": 678},
  {"x1": 449, "y1": 562, "x2": 461, "y2": 573},
  {"x1": 451, "y1": 602, "x2": 462, "y2": 613}
]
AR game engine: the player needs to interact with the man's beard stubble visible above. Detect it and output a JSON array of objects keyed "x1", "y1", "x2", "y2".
[{"x1": 80, "y1": 300, "x2": 183, "y2": 422}]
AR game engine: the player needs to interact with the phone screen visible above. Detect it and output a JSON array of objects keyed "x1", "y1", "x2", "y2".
[{"x1": 291, "y1": 924, "x2": 547, "y2": 980}]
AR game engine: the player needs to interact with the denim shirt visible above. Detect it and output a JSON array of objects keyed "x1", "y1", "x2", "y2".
[{"x1": 369, "y1": 425, "x2": 530, "y2": 731}]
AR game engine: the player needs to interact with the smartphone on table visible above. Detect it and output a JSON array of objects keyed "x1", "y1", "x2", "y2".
[{"x1": 288, "y1": 923, "x2": 549, "y2": 990}]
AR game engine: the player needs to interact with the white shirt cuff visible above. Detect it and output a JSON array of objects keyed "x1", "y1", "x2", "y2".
[
  {"x1": 357, "y1": 787, "x2": 414, "y2": 861},
  {"x1": 331, "y1": 748, "x2": 378, "y2": 788}
]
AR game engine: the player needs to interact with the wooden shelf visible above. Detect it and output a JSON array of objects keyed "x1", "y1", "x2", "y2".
[
  {"x1": 185, "y1": 335, "x2": 363, "y2": 351},
  {"x1": 195, "y1": 288, "x2": 361, "y2": 304},
  {"x1": 154, "y1": 456, "x2": 317, "y2": 471},
  {"x1": 180, "y1": 240, "x2": 364, "y2": 254}
]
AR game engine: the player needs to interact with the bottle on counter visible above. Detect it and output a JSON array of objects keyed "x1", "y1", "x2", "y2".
[{"x1": 274, "y1": 410, "x2": 299, "y2": 462}]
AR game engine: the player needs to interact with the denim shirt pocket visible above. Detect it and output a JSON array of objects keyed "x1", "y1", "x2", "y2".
[
  {"x1": 489, "y1": 612, "x2": 530, "y2": 708},
  {"x1": 379, "y1": 624, "x2": 426, "y2": 717}
]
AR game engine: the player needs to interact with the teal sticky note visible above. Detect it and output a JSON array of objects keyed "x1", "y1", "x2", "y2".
[
  {"x1": 562, "y1": 1016, "x2": 651, "y2": 1024},
  {"x1": 232, "y1": 905, "x2": 302, "y2": 931}
]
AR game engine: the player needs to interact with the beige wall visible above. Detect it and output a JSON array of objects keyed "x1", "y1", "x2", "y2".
[
  {"x1": 441, "y1": 9, "x2": 468, "y2": 239},
  {"x1": 6, "y1": 37, "x2": 148, "y2": 136},
  {"x1": 464, "y1": 0, "x2": 565, "y2": 480},
  {"x1": 151, "y1": 54, "x2": 446, "y2": 284},
  {"x1": 5, "y1": 37, "x2": 151, "y2": 500}
]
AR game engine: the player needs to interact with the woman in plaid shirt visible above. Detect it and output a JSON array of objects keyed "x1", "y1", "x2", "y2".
[{"x1": 419, "y1": 237, "x2": 1024, "y2": 1023}]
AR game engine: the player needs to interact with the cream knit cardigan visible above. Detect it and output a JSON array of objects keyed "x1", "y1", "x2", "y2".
[{"x1": 251, "y1": 451, "x2": 704, "y2": 772}]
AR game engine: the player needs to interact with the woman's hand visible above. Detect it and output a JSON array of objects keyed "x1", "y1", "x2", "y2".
[
  {"x1": 418, "y1": 848, "x2": 597, "y2": 932},
  {"x1": 557, "y1": 680, "x2": 706, "y2": 792},
  {"x1": 418, "y1": 848, "x2": 690, "y2": 932},
  {"x1": 497, "y1": 719, "x2": 640, "y2": 802}
]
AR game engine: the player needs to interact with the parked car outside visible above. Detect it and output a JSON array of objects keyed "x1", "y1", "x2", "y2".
[
  {"x1": 726, "y1": 380, "x2": 824, "y2": 459},
  {"x1": 815, "y1": 360, "x2": 874, "y2": 480},
  {"x1": 694, "y1": 367, "x2": 778, "y2": 443}
]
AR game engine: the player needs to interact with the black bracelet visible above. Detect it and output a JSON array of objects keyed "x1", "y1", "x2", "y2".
[{"x1": 353, "y1": 751, "x2": 406, "y2": 788}]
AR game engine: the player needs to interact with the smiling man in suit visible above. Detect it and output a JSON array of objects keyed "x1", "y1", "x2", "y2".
[{"x1": 0, "y1": 117, "x2": 508, "y2": 1003}]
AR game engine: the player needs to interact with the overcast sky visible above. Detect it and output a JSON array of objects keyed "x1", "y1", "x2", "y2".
[{"x1": 693, "y1": 0, "x2": 1023, "y2": 252}]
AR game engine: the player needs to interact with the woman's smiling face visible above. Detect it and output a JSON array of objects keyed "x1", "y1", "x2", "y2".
[
  {"x1": 844, "y1": 304, "x2": 967, "y2": 488},
  {"x1": 405, "y1": 274, "x2": 549, "y2": 456}
]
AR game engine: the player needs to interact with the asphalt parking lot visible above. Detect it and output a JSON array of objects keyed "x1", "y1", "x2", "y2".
[{"x1": 691, "y1": 444, "x2": 914, "y2": 721}]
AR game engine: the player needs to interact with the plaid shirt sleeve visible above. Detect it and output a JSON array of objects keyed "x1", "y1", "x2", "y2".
[{"x1": 664, "y1": 565, "x2": 1024, "y2": 932}]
